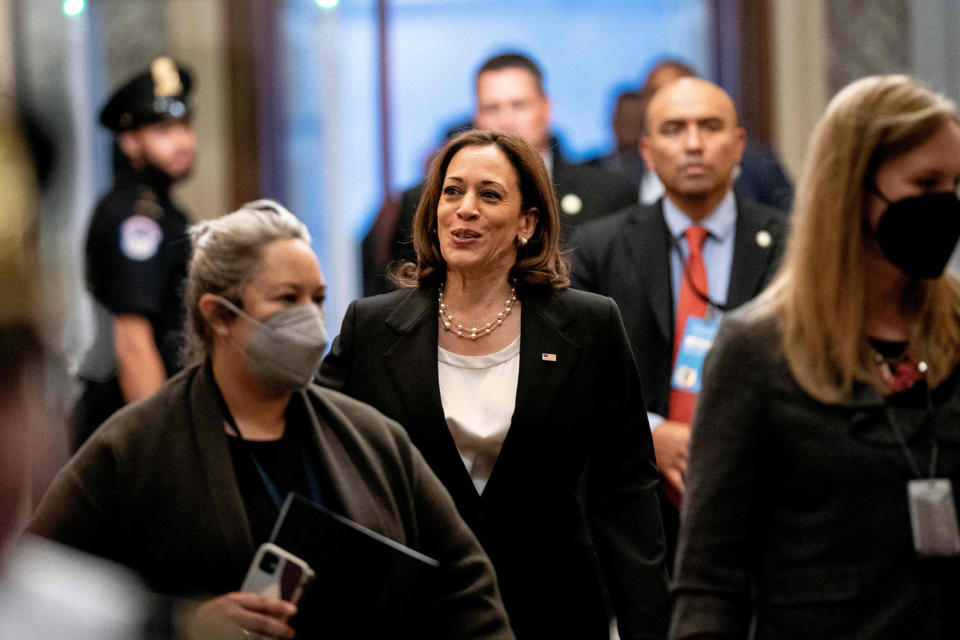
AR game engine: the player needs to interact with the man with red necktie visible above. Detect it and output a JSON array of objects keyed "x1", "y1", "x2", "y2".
[{"x1": 570, "y1": 77, "x2": 788, "y2": 564}]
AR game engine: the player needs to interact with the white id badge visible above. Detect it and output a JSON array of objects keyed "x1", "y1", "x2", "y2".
[
  {"x1": 671, "y1": 316, "x2": 720, "y2": 394},
  {"x1": 907, "y1": 478, "x2": 960, "y2": 557}
]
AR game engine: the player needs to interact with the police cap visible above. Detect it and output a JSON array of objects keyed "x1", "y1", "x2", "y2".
[{"x1": 99, "y1": 57, "x2": 193, "y2": 132}]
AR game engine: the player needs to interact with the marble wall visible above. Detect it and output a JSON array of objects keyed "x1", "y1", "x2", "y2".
[
  {"x1": 825, "y1": 0, "x2": 910, "y2": 96},
  {"x1": 773, "y1": 0, "x2": 960, "y2": 182}
]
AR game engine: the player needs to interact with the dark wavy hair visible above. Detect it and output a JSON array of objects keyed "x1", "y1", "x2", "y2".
[
  {"x1": 476, "y1": 52, "x2": 545, "y2": 95},
  {"x1": 392, "y1": 129, "x2": 569, "y2": 291}
]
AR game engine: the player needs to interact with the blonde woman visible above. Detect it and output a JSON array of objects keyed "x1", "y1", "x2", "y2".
[{"x1": 670, "y1": 75, "x2": 960, "y2": 639}]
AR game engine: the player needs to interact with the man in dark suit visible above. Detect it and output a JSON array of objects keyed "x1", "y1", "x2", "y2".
[
  {"x1": 583, "y1": 90, "x2": 645, "y2": 188},
  {"x1": 570, "y1": 77, "x2": 787, "y2": 562},
  {"x1": 362, "y1": 53, "x2": 637, "y2": 296}
]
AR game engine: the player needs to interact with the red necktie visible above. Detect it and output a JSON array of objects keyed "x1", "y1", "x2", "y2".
[{"x1": 667, "y1": 225, "x2": 709, "y2": 424}]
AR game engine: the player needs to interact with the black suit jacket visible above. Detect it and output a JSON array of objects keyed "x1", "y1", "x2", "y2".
[
  {"x1": 361, "y1": 149, "x2": 638, "y2": 296},
  {"x1": 569, "y1": 195, "x2": 787, "y2": 419},
  {"x1": 569, "y1": 196, "x2": 787, "y2": 560},
  {"x1": 319, "y1": 286, "x2": 670, "y2": 640},
  {"x1": 735, "y1": 140, "x2": 794, "y2": 212}
]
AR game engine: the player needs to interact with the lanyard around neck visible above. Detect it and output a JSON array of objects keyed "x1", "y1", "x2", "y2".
[
  {"x1": 215, "y1": 385, "x2": 322, "y2": 511},
  {"x1": 668, "y1": 231, "x2": 728, "y2": 313},
  {"x1": 885, "y1": 383, "x2": 939, "y2": 480}
]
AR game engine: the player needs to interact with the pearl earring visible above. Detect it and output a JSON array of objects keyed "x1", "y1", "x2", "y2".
[{"x1": 517, "y1": 235, "x2": 528, "y2": 246}]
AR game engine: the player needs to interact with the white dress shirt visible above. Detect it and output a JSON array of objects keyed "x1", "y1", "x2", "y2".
[{"x1": 648, "y1": 191, "x2": 738, "y2": 431}]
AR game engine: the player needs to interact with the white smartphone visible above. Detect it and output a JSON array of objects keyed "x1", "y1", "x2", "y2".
[{"x1": 241, "y1": 542, "x2": 315, "y2": 606}]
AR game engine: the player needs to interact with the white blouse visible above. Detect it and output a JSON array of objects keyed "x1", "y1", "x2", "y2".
[{"x1": 437, "y1": 336, "x2": 521, "y2": 494}]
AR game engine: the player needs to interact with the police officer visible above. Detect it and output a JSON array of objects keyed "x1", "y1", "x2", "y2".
[{"x1": 73, "y1": 57, "x2": 197, "y2": 449}]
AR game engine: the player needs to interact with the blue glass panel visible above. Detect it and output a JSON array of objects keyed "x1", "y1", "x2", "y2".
[{"x1": 283, "y1": 0, "x2": 708, "y2": 317}]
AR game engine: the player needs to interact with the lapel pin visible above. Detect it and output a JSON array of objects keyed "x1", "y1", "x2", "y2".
[
  {"x1": 755, "y1": 230, "x2": 772, "y2": 248},
  {"x1": 542, "y1": 353, "x2": 557, "y2": 362},
  {"x1": 560, "y1": 193, "x2": 583, "y2": 216}
]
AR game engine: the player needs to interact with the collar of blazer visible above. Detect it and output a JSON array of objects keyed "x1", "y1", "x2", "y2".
[
  {"x1": 188, "y1": 362, "x2": 256, "y2": 573},
  {"x1": 726, "y1": 194, "x2": 786, "y2": 309},
  {"x1": 379, "y1": 285, "x2": 583, "y2": 501},
  {"x1": 622, "y1": 194, "x2": 786, "y2": 340},
  {"x1": 623, "y1": 201, "x2": 673, "y2": 341}
]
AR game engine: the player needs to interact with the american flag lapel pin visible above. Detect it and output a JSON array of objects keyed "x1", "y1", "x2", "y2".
[{"x1": 542, "y1": 353, "x2": 557, "y2": 362}]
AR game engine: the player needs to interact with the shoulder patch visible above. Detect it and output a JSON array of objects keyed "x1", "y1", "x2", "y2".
[{"x1": 119, "y1": 215, "x2": 164, "y2": 261}]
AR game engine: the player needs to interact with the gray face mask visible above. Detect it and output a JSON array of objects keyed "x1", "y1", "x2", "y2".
[{"x1": 217, "y1": 296, "x2": 328, "y2": 390}]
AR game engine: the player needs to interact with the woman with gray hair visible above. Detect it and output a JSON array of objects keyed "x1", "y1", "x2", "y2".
[{"x1": 31, "y1": 200, "x2": 513, "y2": 639}]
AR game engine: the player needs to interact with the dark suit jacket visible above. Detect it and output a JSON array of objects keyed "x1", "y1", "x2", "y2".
[
  {"x1": 30, "y1": 362, "x2": 513, "y2": 640},
  {"x1": 569, "y1": 195, "x2": 787, "y2": 420},
  {"x1": 735, "y1": 140, "x2": 794, "y2": 212},
  {"x1": 671, "y1": 309, "x2": 960, "y2": 639},
  {"x1": 362, "y1": 149, "x2": 638, "y2": 296},
  {"x1": 569, "y1": 195, "x2": 787, "y2": 561},
  {"x1": 318, "y1": 285, "x2": 670, "y2": 640}
]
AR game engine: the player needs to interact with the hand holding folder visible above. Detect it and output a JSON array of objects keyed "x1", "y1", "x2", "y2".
[{"x1": 268, "y1": 493, "x2": 440, "y2": 638}]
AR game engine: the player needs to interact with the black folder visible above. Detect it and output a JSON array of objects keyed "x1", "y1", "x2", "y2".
[{"x1": 269, "y1": 493, "x2": 440, "y2": 638}]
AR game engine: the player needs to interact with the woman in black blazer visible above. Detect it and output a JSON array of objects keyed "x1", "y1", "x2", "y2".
[
  {"x1": 320, "y1": 130, "x2": 669, "y2": 639},
  {"x1": 670, "y1": 76, "x2": 960, "y2": 639}
]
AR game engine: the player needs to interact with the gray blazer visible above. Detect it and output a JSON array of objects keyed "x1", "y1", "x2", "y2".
[
  {"x1": 30, "y1": 362, "x2": 513, "y2": 639},
  {"x1": 671, "y1": 308, "x2": 960, "y2": 639}
]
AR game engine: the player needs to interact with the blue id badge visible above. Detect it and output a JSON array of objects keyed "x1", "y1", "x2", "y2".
[{"x1": 671, "y1": 316, "x2": 720, "y2": 394}]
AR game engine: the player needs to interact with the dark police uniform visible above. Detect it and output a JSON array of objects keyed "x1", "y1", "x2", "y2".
[{"x1": 73, "y1": 58, "x2": 194, "y2": 449}]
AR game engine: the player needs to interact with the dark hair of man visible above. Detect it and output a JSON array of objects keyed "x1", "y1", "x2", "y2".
[
  {"x1": 475, "y1": 53, "x2": 545, "y2": 96},
  {"x1": 393, "y1": 129, "x2": 569, "y2": 291},
  {"x1": 639, "y1": 60, "x2": 699, "y2": 135},
  {"x1": 643, "y1": 58, "x2": 697, "y2": 87}
]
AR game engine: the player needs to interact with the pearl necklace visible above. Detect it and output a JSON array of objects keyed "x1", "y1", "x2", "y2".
[{"x1": 438, "y1": 281, "x2": 517, "y2": 340}]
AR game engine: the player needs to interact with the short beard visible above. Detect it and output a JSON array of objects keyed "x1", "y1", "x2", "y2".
[
  {"x1": 164, "y1": 165, "x2": 193, "y2": 183},
  {"x1": 135, "y1": 155, "x2": 193, "y2": 183}
]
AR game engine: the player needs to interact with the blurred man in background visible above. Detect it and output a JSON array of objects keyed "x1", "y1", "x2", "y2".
[
  {"x1": 362, "y1": 52, "x2": 637, "y2": 296},
  {"x1": 584, "y1": 90, "x2": 645, "y2": 188},
  {"x1": 72, "y1": 57, "x2": 197, "y2": 449}
]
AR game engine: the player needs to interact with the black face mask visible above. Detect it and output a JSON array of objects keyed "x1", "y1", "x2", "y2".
[{"x1": 871, "y1": 187, "x2": 960, "y2": 279}]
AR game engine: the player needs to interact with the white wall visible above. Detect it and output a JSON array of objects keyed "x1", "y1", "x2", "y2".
[{"x1": 771, "y1": 0, "x2": 828, "y2": 185}]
